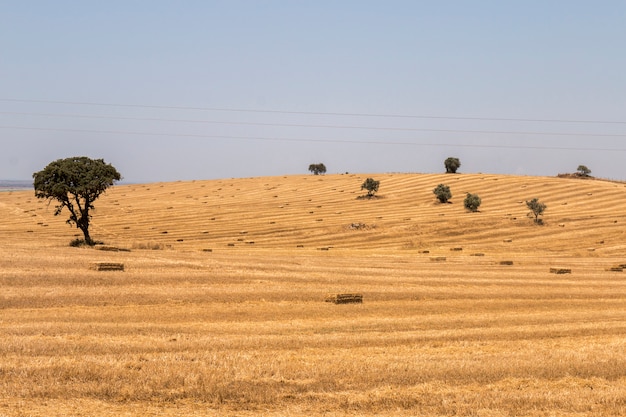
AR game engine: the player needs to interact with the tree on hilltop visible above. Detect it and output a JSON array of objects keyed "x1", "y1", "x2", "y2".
[
  {"x1": 444, "y1": 157, "x2": 461, "y2": 174},
  {"x1": 576, "y1": 165, "x2": 591, "y2": 177},
  {"x1": 33, "y1": 156, "x2": 121, "y2": 245},
  {"x1": 308, "y1": 163, "x2": 327, "y2": 175}
]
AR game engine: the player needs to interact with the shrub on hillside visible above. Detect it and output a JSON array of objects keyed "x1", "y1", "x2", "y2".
[
  {"x1": 526, "y1": 198, "x2": 546, "y2": 224},
  {"x1": 433, "y1": 184, "x2": 452, "y2": 203},
  {"x1": 464, "y1": 193, "x2": 481, "y2": 212},
  {"x1": 360, "y1": 178, "x2": 380, "y2": 198}
]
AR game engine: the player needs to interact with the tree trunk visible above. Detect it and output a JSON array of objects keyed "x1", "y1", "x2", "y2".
[
  {"x1": 80, "y1": 225, "x2": 93, "y2": 245},
  {"x1": 77, "y1": 208, "x2": 93, "y2": 245}
]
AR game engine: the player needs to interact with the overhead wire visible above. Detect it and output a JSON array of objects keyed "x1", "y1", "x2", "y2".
[
  {"x1": 0, "y1": 111, "x2": 625, "y2": 138},
  {"x1": 2, "y1": 97, "x2": 625, "y2": 152},
  {"x1": 2, "y1": 125, "x2": 626, "y2": 152},
  {"x1": 1, "y1": 97, "x2": 626, "y2": 125}
]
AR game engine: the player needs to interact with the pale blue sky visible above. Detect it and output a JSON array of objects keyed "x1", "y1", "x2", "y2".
[{"x1": 1, "y1": 1, "x2": 625, "y2": 182}]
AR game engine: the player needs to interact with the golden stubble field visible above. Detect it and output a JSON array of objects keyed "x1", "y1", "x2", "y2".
[{"x1": 1, "y1": 173, "x2": 625, "y2": 416}]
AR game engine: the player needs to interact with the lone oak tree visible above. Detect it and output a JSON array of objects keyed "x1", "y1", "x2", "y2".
[
  {"x1": 308, "y1": 163, "x2": 327, "y2": 175},
  {"x1": 576, "y1": 165, "x2": 591, "y2": 177},
  {"x1": 33, "y1": 156, "x2": 121, "y2": 245},
  {"x1": 361, "y1": 178, "x2": 380, "y2": 198},
  {"x1": 444, "y1": 157, "x2": 461, "y2": 174},
  {"x1": 526, "y1": 197, "x2": 547, "y2": 225}
]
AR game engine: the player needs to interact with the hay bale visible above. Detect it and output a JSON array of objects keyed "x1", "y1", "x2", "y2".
[
  {"x1": 550, "y1": 268, "x2": 572, "y2": 274},
  {"x1": 430, "y1": 257, "x2": 447, "y2": 262},
  {"x1": 90, "y1": 262, "x2": 124, "y2": 271},
  {"x1": 418, "y1": 250, "x2": 430, "y2": 254},
  {"x1": 606, "y1": 266, "x2": 623, "y2": 272},
  {"x1": 325, "y1": 293, "x2": 363, "y2": 304},
  {"x1": 450, "y1": 247, "x2": 463, "y2": 251},
  {"x1": 500, "y1": 260, "x2": 514, "y2": 265},
  {"x1": 471, "y1": 253, "x2": 485, "y2": 257}
]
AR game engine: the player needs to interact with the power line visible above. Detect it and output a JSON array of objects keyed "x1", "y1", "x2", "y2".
[
  {"x1": 1, "y1": 111, "x2": 624, "y2": 138},
  {"x1": 2, "y1": 125, "x2": 626, "y2": 152},
  {"x1": 2, "y1": 98, "x2": 626, "y2": 125}
]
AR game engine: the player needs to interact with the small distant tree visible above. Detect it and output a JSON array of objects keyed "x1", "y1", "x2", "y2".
[
  {"x1": 433, "y1": 184, "x2": 452, "y2": 203},
  {"x1": 526, "y1": 198, "x2": 547, "y2": 224},
  {"x1": 464, "y1": 193, "x2": 481, "y2": 212},
  {"x1": 576, "y1": 165, "x2": 591, "y2": 177},
  {"x1": 361, "y1": 178, "x2": 380, "y2": 197},
  {"x1": 444, "y1": 157, "x2": 461, "y2": 174},
  {"x1": 308, "y1": 163, "x2": 327, "y2": 175},
  {"x1": 33, "y1": 156, "x2": 121, "y2": 245}
]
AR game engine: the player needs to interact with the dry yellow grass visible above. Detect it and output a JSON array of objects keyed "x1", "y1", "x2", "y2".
[{"x1": 1, "y1": 173, "x2": 625, "y2": 416}]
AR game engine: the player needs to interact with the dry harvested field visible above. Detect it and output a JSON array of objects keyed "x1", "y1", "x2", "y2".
[{"x1": 1, "y1": 173, "x2": 626, "y2": 416}]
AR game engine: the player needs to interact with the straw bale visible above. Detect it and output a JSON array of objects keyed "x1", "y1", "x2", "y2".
[
  {"x1": 90, "y1": 262, "x2": 124, "y2": 271},
  {"x1": 325, "y1": 293, "x2": 363, "y2": 304},
  {"x1": 550, "y1": 268, "x2": 572, "y2": 274}
]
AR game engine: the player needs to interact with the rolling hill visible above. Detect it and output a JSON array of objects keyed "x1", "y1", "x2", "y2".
[
  {"x1": 3, "y1": 173, "x2": 625, "y2": 255},
  {"x1": 1, "y1": 173, "x2": 626, "y2": 416}
]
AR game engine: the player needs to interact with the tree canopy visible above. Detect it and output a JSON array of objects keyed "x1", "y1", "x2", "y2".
[
  {"x1": 361, "y1": 178, "x2": 380, "y2": 197},
  {"x1": 464, "y1": 193, "x2": 481, "y2": 212},
  {"x1": 433, "y1": 184, "x2": 452, "y2": 203},
  {"x1": 526, "y1": 198, "x2": 547, "y2": 224},
  {"x1": 577, "y1": 165, "x2": 591, "y2": 177},
  {"x1": 308, "y1": 163, "x2": 327, "y2": 175},
  {"x1": 33, "y1": 156, "x2": 121, "y2": 245},
  {"x1": 444, "y1": 157, "x2": 461, "y2": 174}
]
